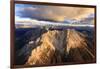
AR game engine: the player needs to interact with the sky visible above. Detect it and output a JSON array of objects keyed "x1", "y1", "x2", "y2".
[{"x1": 15, "y1": 4, "x2": 95, "y2": 22}]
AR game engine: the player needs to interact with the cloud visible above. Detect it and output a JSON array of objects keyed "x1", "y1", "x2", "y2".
[{"x1": 15, "y1": 4, "x2": 94, "y2": 22}]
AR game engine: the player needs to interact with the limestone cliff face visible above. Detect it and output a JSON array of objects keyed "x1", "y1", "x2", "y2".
[{"x1": 15, "y1": 29, "x2": 95, "y2": 65}]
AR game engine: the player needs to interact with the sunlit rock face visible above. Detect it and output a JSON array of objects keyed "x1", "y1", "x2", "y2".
[
  {"x1": 26, "y1": 30, "x2": 67, "y2": 65},
  {"x1": 24, "y1": 29, "x2": 95, "y2": 65}
]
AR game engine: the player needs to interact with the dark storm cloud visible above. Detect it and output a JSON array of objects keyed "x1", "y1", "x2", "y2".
[{"x1": 15, "y1": 4, "x2": 94, "y2": 22}]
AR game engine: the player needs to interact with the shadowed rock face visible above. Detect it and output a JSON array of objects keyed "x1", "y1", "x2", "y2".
[
  {"x1": 15, "y1": 29, "x2": 95, "y2": 65},
  {"x1": 15, "y1": 28, "x2": 47, "y2": 65}
]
